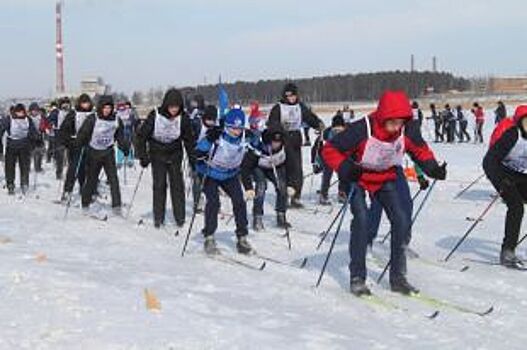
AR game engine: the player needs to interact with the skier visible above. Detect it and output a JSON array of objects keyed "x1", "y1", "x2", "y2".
[
  {"x1": 191, "y1": 105, "x2": 218, "y2": 212},
  {"x1": 75, "y1": 95, "x2": 130, "y2": 215},
  {"x1": 45, "y1": 101, "x2": 58, "y2": 163},
  {"x1": 0, "y1": 104, "x2": 38, "y2": 195},
  {"x1": 58, "y1": 93, "x2": 94, "y2": 200},
  {"x1": 431, "y1": 103, "x2": 443, "y2": 142},
  {"x1": 135, "y1": 88, "x2": 195, "y2": 228},
  {"x1": 322, "y1": 90, "x2": 446, "y2": 296},
  {"x1": 472, "y1": 102, "x2": 485, "y2": 143},
  {"x1": 443, "y1": 104, "x2": 457, "y2": 143},
  {"x1": 495, "y1": 101, "x2": 507, "y2": 125},
  {"x1": 268, "y1": 82, "x2": 324, "y2": 208},
  {"x1": 411, "y1": 101, "x2": 423, "y2": 126},
  {"x1": 28, "y1": 103, "x2": 46, "y2": 173},
  {"x1": 483, "y1": 105, "x2": 527, "y2": 268},
  {"x1": 115, "y1": 102, "x2": 138, "y2": 168},
  {"x1": 195, "y1": 108, "x2": 253, "y2": 255},
  {"x1": 456, "y1": 105, "x2": 471, "y2": 142},
  {"x1": 313, "y1": 114, "x2": 348, "y2": 205},
  {"x1": 48, "y1": 97, "x2": 72, "y2": 179},
  {"x1": 241, "y1": 125, "x2": 290, "y2": 231}
]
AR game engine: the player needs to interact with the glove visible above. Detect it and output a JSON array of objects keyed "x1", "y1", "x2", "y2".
[
  {"x1": 429, "y1": 162, "x2": 447, "y2": 180},
  {"x1": 245, "y1": 190, "x2": 256, "y2": 201},
  {"x1": 287, "y1": 186, "x2": 296, "y2": 197},
  {"x1": 337, "y1": 158, "x2": 363, "y2": 182},
  {"x1": 313, "y1": 163, "x2": 323, "y2": 174},
  {"x1": 417, "y1": 175, "x2": 430, "y2": 191},
  {"x1": 206, "y1": 126, "x2": 223, "y2": 143},
  {"x1": 140, "y1": 157, "x2": 150, "y2": 168}
]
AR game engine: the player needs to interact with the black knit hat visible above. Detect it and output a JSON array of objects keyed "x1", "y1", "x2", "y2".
[
  {"x1": 332, "y1": 114, "x2": 345, "y2": 128},
  {"x1": 203, "y1": 105, "x2": 218, "y2": 121}
]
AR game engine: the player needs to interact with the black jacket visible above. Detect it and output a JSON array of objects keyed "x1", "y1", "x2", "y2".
[
  {"x1": 0, "y1": 115, "x2": 39, "y2": 150},
  {"x1": 75, "y1": 113, "x2": 129, "y2": 158},
  {"x1": 483, "y1": 126, "x2": 527, "y2": 189},
  {"x1": 268, "y1": 101, "x2": 323, "y2": 148},
  {"x1": 135, "y1": 110, "x2": 195, "y2": 164}
]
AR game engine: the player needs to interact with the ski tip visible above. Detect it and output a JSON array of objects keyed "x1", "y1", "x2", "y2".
[
  {"x1": 480, "y1": 306, "x2": 494, "y2": 316},
  {"x1": 300, "y1": 257, "x2": 308, "y2": 268},
  {"x1": 174, "y1": 230, "x2": 179, "y2": 237},
  {"x1": 427, "y1": 310, "x2": 440, "y2": 319},
  {"x1": 460, "y1": 265, "x2": 470, "y2": 272},
  {"x1": 137, "y1": 219, "x2": 144, "y2": 226},
  {"x1": 259, "y1": 262, "x2": 266, "y2": 271}
]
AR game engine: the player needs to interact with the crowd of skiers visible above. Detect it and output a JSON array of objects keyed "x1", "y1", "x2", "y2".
[{"x1": 1, "y1": 83, "x2": 525, "y2": 297}]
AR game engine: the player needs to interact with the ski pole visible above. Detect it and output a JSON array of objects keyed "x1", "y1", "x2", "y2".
[
  {"x1": 377, "y1": 180, "x2": 438, "y2": 283},
  {"x1": 182, "y1": 145, "x2": 219, "y2": 257},
  {"x1": 315, "y1": 186, "x2": 355, "y2": 288},
  {"x1": 64, "y1": 147, "x2": 85, "y2": 220},
  {"x1": 443, "y1": 194, "x2": 499, "y2": 262},
  {"x1": 380, "y1": 188, "x2": 423, "y2": 244},
  {"x1": 517, "y1": 232, "x2": 527, "y2": 247},
  {"x1": 316, "y1": 190, "x2": 352, "y2": 250},
  {"x1": 454, "y1": 173, "x2": 485, "y2": 199},
  {"x1": 125, "y1": 167, "x2": 145, "y2": 219},
  {"x1": 269, "y1": 145, "x2": 292, "y2": 250},
  {"x1": 410, "y1": 179, "x2": 438, "y2": 225}
]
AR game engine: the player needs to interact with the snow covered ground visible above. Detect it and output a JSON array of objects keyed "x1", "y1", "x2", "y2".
[{"x1": 1, "y1": 112, "x2": 526, "y2": 349}]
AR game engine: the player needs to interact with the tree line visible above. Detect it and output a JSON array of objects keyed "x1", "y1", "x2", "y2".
[{"x1": 128, "y1": 70, "x2": 470, "y2": 107}]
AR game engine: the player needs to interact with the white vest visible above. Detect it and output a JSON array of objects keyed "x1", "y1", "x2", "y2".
[
  {"x1": 279, "y1": 103, "x2": 302, "y2": 131},
  {"x1": 90, "y1": 116, "x2": 117, "y2": 150},
  {"x1": 75, "y1": 111, "x2": 91, "y2": 135},
  {"x1": 9, "y1": 118, "x2": 30, "y2": 140},
  {"x1": 503, "y1": 130, "x2": 527, "y2": 173},
  {"x1": 360, "y1": 117, "x2": 405, "y2": 171},
  {"x1": 209, "y1": 136, "x2": 246, "y2": 170},
  {"x1": 153, "y1": 109, "x2": 181, "y2": 143},
  {"x1": 258, "y1": 147, "x2": 286, "y2": 169}
]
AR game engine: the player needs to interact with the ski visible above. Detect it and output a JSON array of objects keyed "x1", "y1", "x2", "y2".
[
  {"x1": 464, "y1": 258, "x2": 527, "y2": 271},
  {"x1": 207, "y1": 252, "x2": 266, "y2": 271},
  {"x1": 136, "y1": 219, "x2": 180, "y2": 237},
  {"x1": 403, "y1": 292, "x2": 494, "y2": 317},
  {"x1": 254, "y1": 253, "x2": 308, "y2": 269}
]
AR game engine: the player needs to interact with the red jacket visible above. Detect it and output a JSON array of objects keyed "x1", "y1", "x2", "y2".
[
  {"x1": 322, "y1": 91, "x2": 440, "y2": 193},
  {"x1": 474, "y1": 107, "x2": 485, "y2": 124}
]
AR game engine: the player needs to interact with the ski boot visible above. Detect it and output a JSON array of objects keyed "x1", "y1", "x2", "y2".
[
  {"x1": 21, "y1": 185, "x2": 28, "y2": 195},
  {"x1": 7, "y1": 185, "x2": 15, "y2": 196},
  {"x1": 289, "y1": 197, "x2": 304, "y2": 209},
  {"x1": 276, "y1": 212, "x2": 291, "y2": 229},
  {"x1": 350, "y1": 277, "x2": 371, "y2": 297},
  {"x1": 236, "y1": 236, "x2": 253, "y2": 255},
  {"x1": 390, "y1": 276, "x2": 419, "y2": 295},
  {"x1": 60, "y1": 191, "x2": 72, "y2": 203},
  {"x1": 319, "y1": 194, "x2": 331, "y2": 206},
  {"x1": 204, "y1": 235, "x2": 220, "y2": 255},
  {"x1": 112, "y1": 206, "x2": 123, "y2": 217},
  {"x1": 253, "y1": 215, "x2": 264, "y2": 231},
  {"x1": 500, "y1": 248, "x2": 525, "y2": 269}
]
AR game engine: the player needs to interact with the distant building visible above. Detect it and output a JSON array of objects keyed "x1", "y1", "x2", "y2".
[
  {"x1": 488, "y1": 76, "x2": 527, "y2": 94},
  {"x1": 80, "y1": 77, "x2": 109, "y2": 97}
]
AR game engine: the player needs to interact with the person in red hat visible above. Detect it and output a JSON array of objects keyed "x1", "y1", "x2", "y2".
[
  {"x1": 322, "y1": 90, "x2": 446, "y2": 296},
  {"x1": 483, "y1": 105, "x2": 527, "y2": 268}
]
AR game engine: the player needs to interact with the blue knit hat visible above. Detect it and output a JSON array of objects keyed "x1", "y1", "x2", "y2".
[{"x1": 224, "y1": 108, "x2": 246, "y2": 129}]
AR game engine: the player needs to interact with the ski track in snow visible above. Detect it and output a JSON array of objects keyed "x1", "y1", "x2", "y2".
[{"x1": 1, "y1": 113, "x2": 526, "y2": 349}]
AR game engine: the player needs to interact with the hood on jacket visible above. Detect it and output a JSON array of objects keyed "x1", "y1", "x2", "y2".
[
  {"x1": 160, "y1": 88, "x2": 184, "y2": 117},
  {"x1": 76, "y1": 93, "x2": 93, "y2": 112},
  {"x1": 513, "y1": 105, "x2": 527, "y2": 124},
  {"x1": 96, "y1": 95, "x2": 114, "y2": 118},
  {"x1": 370, "y1": 90, "x2": 413, "y2": 141}
]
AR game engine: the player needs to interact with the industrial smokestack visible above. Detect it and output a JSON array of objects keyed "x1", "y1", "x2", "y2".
[{"x1": 56, "y1": 1, "x2": 65, "y2": 95}]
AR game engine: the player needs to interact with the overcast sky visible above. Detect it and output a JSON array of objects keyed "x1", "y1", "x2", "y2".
[{"x1": 0, "y1": 0, "x2": 525, "y2": 98}]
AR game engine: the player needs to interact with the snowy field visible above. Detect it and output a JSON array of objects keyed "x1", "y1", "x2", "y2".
[{"x1": 1, "y1": 112, "x2": 527, "y2": 349}]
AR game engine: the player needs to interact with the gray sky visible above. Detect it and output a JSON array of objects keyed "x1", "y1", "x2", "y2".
[{"x1": 1, "y1": 0, "x2": 525, "y2": 98}]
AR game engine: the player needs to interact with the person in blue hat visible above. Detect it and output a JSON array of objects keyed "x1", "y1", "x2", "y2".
[{"x1": 195, "y1": 107, "x2": 253, "y2": 255}]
